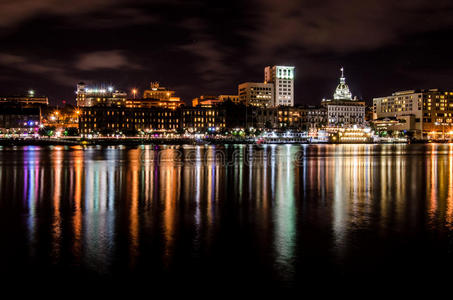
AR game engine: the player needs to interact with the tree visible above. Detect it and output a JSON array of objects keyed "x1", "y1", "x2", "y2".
[
  {"x1": 38, "y1": 126, "x2": 56, "y2": 137},
  {"x1": 264, "y1": 120, "x2": 273, "y2": 130},
  {"x1": 64, "y1": 127, "x2": 79, "y2": 136}
]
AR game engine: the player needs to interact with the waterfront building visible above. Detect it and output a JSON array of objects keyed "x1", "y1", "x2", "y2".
[
  {"x1": 0, "y1": 103, "x2": 41, "y2": 134},
  {"x1": 254, "y1": 107, "x2": 278, "y2": 129},
  {"x1": 277, "y1": 107, "x2": 303, "y2": 129},
  {"x1": 182, "y1": 107, "x2": 226, "y2": 133},
  {"x1": 321, "y1": 68, "x2": 365, "y2": 125},
  {"x1": 126, "y1": 97, "x2": 182, "y2": 110},
  {"x1": 192, "y1": 95, "x2": 223, "y2": 107},
  {"x1": 192, "y1": 95, "x2": 240, "y2": 107},
  {"x1": 371, "y1": 117, "x2": 415, "y2": 134},
  {"x1": 264, "y1": 65, "x2": 295, "y2": 106},
  {"x1": 0, "y1": 90, "x2": 48, "y2": 106},
  {"x1": 142, "y1": 82, "x2": 183, "y2": 110},
  {"x1": 238, "y1": 82, "x2": 274, "y2": 107},
  {"x1": 252, "y1": 105, "x2": 327, "y2": 130},
  {"x1": 300, "y1": 106, "x2": 328, "y2": 129},
  {"x1": 79, "y1": 106, "x2": 180, "y2": 135},
  {"x1": 76, "y1": 82, "x2": 127, "y2": 107},
  {"x1": 269, "y1": 106, "x2": 327, "y2": 130},
  {"x1": 373, "y1": 89, "x2": 453, "y2": 139}
]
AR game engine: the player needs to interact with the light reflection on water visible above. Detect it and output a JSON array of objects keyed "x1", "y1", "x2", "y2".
[{"x1": 1, "y1": 144, "x2": 453, "y2": 286}]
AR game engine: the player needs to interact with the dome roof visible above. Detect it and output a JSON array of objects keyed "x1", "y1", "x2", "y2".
[{"x1": 333, "y1": 67, "x2": 352, "y2": 100}]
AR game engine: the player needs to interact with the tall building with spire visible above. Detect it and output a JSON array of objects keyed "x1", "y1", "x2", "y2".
[
  {"x1": 333, "y1": 67, "x2": 353, "y2": 100},
  {"x1": 321, "y1": 67, "x2": 365, "y2": 125}
]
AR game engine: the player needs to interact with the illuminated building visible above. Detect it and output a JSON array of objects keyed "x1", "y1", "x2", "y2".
[
  {"x1": 321, "y1": 68, "x2": 365, "y2": 125},
  {"x1": 142, "y1": 82, "x2": 183, "y2": 110},
  {"x1": 0, "y1": 90, "x2": 48, "y2": 105},
  {"x1": 79, "y1": 107, "x2": 180, "y2": 135},
  {"x1": 373, "y1": 89, "x2": 453, "y2": 139},
  {"x1": 0, "y1": 103, "x2": 41, "y2": 134},
  {"x1": 278, "y1": 106, "x2": 327, "y2": 130},
  {"x1": 80, "y1": 105, "x2": 226, "y2": 135},
  {"x1": 76, "y1": 82, "x2": 127, "y2": 107},
  {"x1": 238, "y1": 82, "x2": 274, "y2": 107},
  {"x1": 254, "y1": 106, "x2": 327, "y2": 130},
  {"x1": 181, "y1": 107, "x2": 225, "y2": 133},
  {"x1": 264, "y1": 65, "x2": 295, "y2": 106},
  {"x1": 192, "y1": 95, "x2": 240, "y2": 107},
  {"x1": 192, "y1": 95, "x2": 223, "y2": 107},
  {"x1": 371, "y1": 117, "x2": 415, "y2": 133},
  {"x1": 126, "y1": 97, "x2": 182, "y2": 110}
]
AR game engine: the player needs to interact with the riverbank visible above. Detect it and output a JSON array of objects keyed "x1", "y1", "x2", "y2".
[
  {"x1": 0, "y1": 137, "x2": 257, "y2": 146},
  {"x1": 0, "y1": 137, "x2": 436, "y2": 146}
]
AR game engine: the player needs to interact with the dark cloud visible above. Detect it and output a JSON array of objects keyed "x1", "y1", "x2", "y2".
[
  {"x1": 76, "y1": 50, "x2": 140, "y2": 71},
  {"x1": 0, "y1": 0, "x2": 118, "y2": 27},
  {"x1": 0, "y1": 52, "x2": 76, "y2": 86},
  {"x1": 244, "y1": 0, "x2": 453, "y2": 57},
  {"x1": 1, "y1": 0, "x2": 453, "y2": 104},
  {"x1": 179, "y1": 19, "x2": 237, "y2": 90}
]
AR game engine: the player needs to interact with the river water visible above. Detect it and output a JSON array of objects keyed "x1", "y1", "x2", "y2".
[{"x1": 1, "y1": 144, "x2": 452, "y2": 293}]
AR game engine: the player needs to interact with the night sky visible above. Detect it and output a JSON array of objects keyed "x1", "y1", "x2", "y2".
[{"x1": 1, "y1": 0, "x2": 453, "y2": 106}]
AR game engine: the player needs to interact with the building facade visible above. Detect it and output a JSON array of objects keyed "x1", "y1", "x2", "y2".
[
  {"x1": 76, "y1": 82, "x2": 127, "y2": 107},
  {"x1": 79, "y1": 106, "x2": 180, "y2": 135},
  {"x1": 373, "y1": 89, "x2": 453, "y2": 139},
  {"x1": 142, "y1": 82, "x2": 183, "y2": 110},
  {"x1": 321, "y1": 68, "x2": 365, "y2": 126},
  {"x1": 252, "y1": 106, "x2": 327, "y2": 130},
  {"x1": 0, "y1": 103, "x2": 41, "y2": 134},
  {"x1": 238, "y1": 82, "x2": 274, "y2": 107},
  {"x1": 0, "y1": 92, "x2": 48, "y2": 106},
  {"x1": 192, "y1": 95, "x2": 223, "y2": 107},
  {"x1": 181, "y1": 107, "x2": 226, "y2": 133},
  {"x1": 79, "y1": 106, "x2": 226, "y2": 135},
  {"x1": 264, "y1": 65, "x2": 295, "y2": 107}
]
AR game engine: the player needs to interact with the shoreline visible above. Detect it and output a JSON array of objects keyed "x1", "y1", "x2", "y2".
[{"x1": 0, "y1": 137, "x2": 435, "y2": 146}]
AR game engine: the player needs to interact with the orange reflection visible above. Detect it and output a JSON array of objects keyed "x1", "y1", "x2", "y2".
[
  {"x1": 128, "y1": 149, "x2": 140, "y2": 267},
  {"x1": 72, "y1": 151, "x2": 83, "y2": 261},
  {"x1": 160, "y1": 149, "x2": 181, "y2": 266},
  {"x1": 447, "y1": 144, "x2": 453, "y2": 228},
  {"x1": 52, "y1": 148, "x2": 63, "y2": 263}
]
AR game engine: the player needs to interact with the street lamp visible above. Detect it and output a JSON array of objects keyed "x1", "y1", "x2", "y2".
[{"x1": 132, "y1": 89, "x2": 138, "y2": 99}]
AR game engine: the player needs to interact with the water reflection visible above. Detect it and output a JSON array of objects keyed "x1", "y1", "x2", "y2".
[{"x1": 2, "y1": 144, "x2": 453, "y2": 284}]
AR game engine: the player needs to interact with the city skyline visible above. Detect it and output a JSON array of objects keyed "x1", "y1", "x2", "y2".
[
  {"x1": 3, "y1": 1, "x2": 453, "y2": 294},
  {"x1": 1, "y1": 1, "x2": 453, "y2": 105}
]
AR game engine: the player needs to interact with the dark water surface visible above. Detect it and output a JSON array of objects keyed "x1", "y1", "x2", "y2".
[{"x1": 1, "y1": 144, "x2": 453, "y2": 293}]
